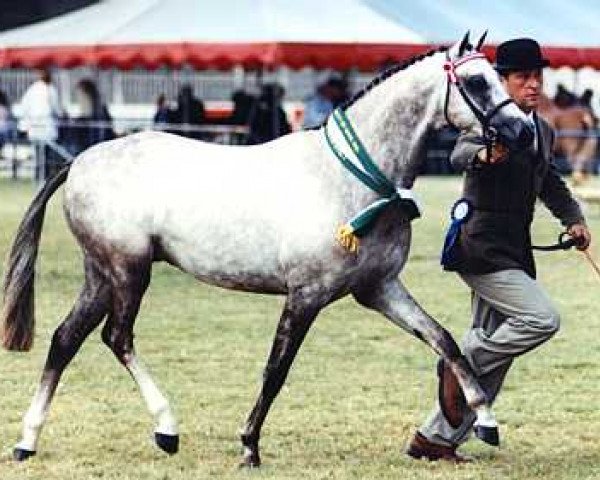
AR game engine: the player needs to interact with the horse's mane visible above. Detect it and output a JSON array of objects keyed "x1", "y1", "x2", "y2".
[{"x1": 340, "y1": 46, "x2": 448, "y2": 112}]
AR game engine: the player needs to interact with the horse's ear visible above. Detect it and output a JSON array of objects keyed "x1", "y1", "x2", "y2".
[
  {"x1": 475, "y1": 30, "x2": 488, "y2": 51},
  {"x1": 458, "y1": 31, "x2": 471, "y2": 56}
]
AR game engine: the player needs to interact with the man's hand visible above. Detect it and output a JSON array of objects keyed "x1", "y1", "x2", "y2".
[
  {"x1": 568, "y1": 223, "x2": 591, "y2": 251},
  {"x1": 477, "y1": 142, "x2": 509, "y2": 164}
]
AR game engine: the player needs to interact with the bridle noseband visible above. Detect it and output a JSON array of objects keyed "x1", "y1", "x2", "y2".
[{"x1": 443, "y1": 52, "x2": 514, "y2": 145}]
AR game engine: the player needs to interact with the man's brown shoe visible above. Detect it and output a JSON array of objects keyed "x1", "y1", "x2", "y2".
[
  {"x1": 438, "y1": 358, "x2": 467, "y2": 428},
  {"x1": 406, "y1": 432, "x2": 473, "y2": 463}
]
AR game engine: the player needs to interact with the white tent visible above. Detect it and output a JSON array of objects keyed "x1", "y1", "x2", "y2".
[
  {"x1": 1, "y1": 0, "x2": 599, "y2": 70},
  {"x1": 0, "y1": 0, "x2": 427, "y2": 70}
]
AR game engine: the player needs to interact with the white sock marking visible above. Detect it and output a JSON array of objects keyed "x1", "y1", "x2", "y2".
[
  {"x1": 474, "y1": 404, "x2": 497, "y2": 428},
  {"x1": 17, "y1": 384, "x2": 52, "y2": 451},
  {"x1": 126, "y1": 354, "x2": 178, "y2": 435}
]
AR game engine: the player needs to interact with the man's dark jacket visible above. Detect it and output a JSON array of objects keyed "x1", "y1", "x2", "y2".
[{"x1": 445, "y1": 113, "x2": 585, "y2": 278}]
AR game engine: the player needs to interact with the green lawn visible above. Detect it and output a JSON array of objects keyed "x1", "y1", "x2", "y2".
[{"x1": 1, "y1": 176, "x2": 600, "y2": 479}]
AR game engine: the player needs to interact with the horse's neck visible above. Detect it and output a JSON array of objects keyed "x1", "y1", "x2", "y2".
[{"x1": 343, "y1": 55, "x2": 443, "y2": 188}]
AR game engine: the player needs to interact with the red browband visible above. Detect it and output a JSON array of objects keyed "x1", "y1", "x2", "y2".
[{"x1": 443, "y1": 52, "x2": 487, "y2": 84}]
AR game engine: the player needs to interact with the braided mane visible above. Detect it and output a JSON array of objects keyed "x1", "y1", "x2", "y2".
[{"x1": 340, "y1": 46, "x2": 448, "y2": 111}]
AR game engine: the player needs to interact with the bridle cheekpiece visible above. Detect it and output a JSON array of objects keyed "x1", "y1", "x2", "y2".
[{"x1": 443, "y1": 51, "x2": 514, "y2": 147}]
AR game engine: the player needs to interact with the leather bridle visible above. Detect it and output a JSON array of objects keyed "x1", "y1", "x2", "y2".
[{"x1": 443, "y1": 51, "x2": 514, "y2": 146}]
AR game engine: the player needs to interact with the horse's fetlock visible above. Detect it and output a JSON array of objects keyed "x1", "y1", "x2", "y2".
[
  {"x1": 23, "y1": 411, "x2": 45, "y2": 431},
  {"x1": 241, "y1": 432, "x2": 259, "y2": 447},
  {"x1": 150, "y1": 400, "x2": 169, "y2": 417}
]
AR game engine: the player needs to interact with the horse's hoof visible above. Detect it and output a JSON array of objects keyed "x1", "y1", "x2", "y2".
[
  {"x1": 239, "y1": 456, "x2": 261, "y2": 468},
  {"x1": 474, "y1": 425, "x2": 500, "y2": 446},
  {"x1": 154, "y1": 432, "x2": 179, "y2": 455},
  {"x1": 13, "y1": 448, "x2": 36, "y2": 462}
]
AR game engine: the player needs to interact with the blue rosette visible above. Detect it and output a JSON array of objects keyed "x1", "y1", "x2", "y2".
[{"x1": 441, "y1": 198, "x2": 472, "y2": 267}]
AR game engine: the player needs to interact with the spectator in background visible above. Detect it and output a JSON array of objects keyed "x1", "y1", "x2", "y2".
[
  {"x1": 153, "y1": 93, "x2": 171, "y2": 127},
  {"x1": 303, "y1": 75, "x2": 348, "y2": 128},
  {"x1": 247, "y1": 83, "x2": 291, "y2": 145},
  {"x1": 228, "y1": 90, "x2": 255, "y2": 126},
  {"x1": 19, "y1": 68, "x2": 65, "y2": 180},
  {"x1": 334, "y1": 77, "x2": 350, "y2": 108},
  {"x1": 226, "y1": 90, "x2": 256, "y2": 145},
  {"x1": 68, "y1": 78, "x2": 114, "y2": 156},
  {"x1": 170, "y1": 84, "x2": 205, "y2": 139},
  {"x1": 0, "y1": 89, "x2": 16, "y2": 150}
]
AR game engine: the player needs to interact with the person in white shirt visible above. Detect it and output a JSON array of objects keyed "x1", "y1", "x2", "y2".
[{"x1": 18, "y1": 69, "x2": 65, "y2": 180}]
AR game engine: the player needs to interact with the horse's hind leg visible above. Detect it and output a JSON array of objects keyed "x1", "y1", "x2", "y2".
[
  {"x1": 239, "y1": 291, "x2": 322, "y2": 467},
  {"x1": 101, "y1": 255, "x2": 178, "y2": 455},
  {"x1": 14, "y1": 258, "x2": 110, "y2": 461},
  {"x1": 353, "y1": 279, "x2": 497, "y2": 442}
]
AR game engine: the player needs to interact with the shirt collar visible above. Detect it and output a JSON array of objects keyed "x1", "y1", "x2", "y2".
[{"x1": 527, "y1": 111, "x2": 535, "y2": 124}]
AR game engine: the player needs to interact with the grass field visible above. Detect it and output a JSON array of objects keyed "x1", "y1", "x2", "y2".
[{"x1": 1, "y1": 176, "x2": 600, "y2": 479}]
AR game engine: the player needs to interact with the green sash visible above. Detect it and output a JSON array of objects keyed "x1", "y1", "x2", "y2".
[{"x1": 324, "y1": 108, "x2": 420, "y2": 252}]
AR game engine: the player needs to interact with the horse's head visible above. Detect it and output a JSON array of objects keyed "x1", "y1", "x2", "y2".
[{"x1": 443, "y1": 32, "x2": 534, "y2": 152}]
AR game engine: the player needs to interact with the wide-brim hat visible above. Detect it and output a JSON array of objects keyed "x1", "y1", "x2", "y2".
[{"x1": 494, "y1": 38, "x2": 550, "y2": 72}]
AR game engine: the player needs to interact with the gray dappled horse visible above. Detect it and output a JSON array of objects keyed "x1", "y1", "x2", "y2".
[{"x1": 2, "y1": 34, "x2": 534, "y2": 466}]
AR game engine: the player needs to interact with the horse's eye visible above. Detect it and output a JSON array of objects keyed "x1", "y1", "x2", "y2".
[{"x1": 465, "y1": 75, "x2": 487, "y2": 93}]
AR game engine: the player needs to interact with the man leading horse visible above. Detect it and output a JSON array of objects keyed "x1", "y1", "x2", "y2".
[{"x1": 407, "y1": 38, "x2": 592, "y2": 462}]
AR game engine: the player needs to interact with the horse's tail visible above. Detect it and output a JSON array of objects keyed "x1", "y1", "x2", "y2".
[{"x1": 2, "y1": 165, "x2": 71, "y2": 351}]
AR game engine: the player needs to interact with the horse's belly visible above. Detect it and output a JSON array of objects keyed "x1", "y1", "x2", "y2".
[{"x1": 157, "y1": 211, "x2": 288, "y2": 293}]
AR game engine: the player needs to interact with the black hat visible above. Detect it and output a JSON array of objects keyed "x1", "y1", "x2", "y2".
[{"x1": 494, "y1": 38, "x2": 550, "y2": 72}]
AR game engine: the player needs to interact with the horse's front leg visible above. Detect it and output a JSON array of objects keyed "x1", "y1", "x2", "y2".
[
  {"x1": 353, "y1": 278, "x2": 498, "y2": 443},
  {"x1": 239, "y1": 290, "x2": 322, "y2": 467}
]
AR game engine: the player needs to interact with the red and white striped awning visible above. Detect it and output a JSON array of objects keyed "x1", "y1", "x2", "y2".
[{"x1": 0, "y1": 0, "x2": 598, "y2": 70}]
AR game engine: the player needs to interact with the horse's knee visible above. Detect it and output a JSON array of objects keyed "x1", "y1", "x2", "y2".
[{"x1": 101, "y1": 321, "x2": 132, "y2": 362}]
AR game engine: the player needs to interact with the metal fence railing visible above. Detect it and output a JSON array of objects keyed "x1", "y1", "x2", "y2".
[
  {"x1": 0, "y1": 120, "x2": 249, "y2": 181},
  {"x1": 2, "y1": 122, "x2": 599, "y2": 181},
  {"x1": 0, "y1": 68, "x2": 373, "y2": 106}
]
